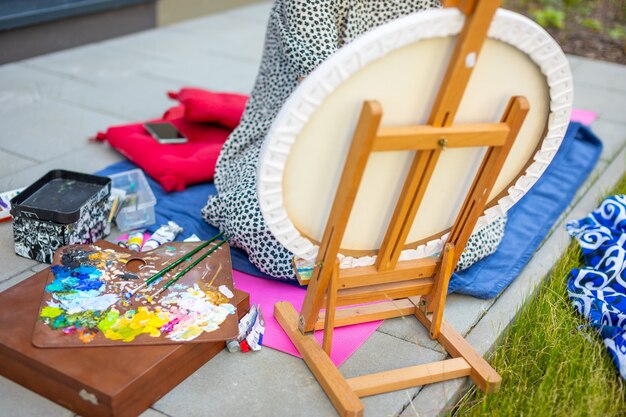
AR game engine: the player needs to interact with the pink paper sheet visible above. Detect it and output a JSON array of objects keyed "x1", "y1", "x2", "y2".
[
  {"x1": 233, "y1": 270, "x2": 381, "y2": 366},
  {"x1": 571, "y1": 108, "x2": 598, "y2": 126}
]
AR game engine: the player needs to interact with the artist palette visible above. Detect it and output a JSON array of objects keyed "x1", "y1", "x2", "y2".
[{"x1": 32, "y1": 241, "x2": 238, "y2": 348}]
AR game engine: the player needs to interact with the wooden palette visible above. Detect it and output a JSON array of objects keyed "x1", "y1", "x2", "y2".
[{"x1": 32, "y1": 241, "x2": 238, "y2": 348}]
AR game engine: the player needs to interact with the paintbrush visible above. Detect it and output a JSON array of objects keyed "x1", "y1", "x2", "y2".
[
  {"x1": 107, "y1": 195, "x2": 120, "y2": 223},
  {"x1": 125, "y1": 231, "x2": 224, "y2": 297},
  {"x1": 150, "y1": 237, "x2": 228, "y2": 299}
]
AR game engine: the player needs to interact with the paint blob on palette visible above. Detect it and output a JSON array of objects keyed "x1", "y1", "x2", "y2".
[{"x1": 33, "y1": 242, "x2": 239, "y2": 348}]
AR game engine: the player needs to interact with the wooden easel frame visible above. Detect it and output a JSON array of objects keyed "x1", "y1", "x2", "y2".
[{"x1": 275, "y1": 1, "x2": 529, "y2": 416}]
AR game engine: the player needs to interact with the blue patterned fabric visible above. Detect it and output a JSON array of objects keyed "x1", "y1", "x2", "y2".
[{"x1": 566, "y1": 195, "x2": 626, "y2": 379}]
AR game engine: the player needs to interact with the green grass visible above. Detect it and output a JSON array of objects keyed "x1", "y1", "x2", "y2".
[{"x1": 453, "y1": 173, "x2": 626, "y2": 417}]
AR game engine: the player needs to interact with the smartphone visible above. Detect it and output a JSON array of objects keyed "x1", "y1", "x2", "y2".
[{"x1": 144, "y1": 122, "x2": 188, "y2": 144}]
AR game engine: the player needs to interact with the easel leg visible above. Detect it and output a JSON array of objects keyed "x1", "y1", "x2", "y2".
[
  {"x1": 299, "y1": 101, "x2": 383, "y2": 334},
  {"x1": 414, "y1": 308, "x2": 501, "y2": 393},
  {"x1": 425, "y1": 243, "x2": 455, "y2": 339},
  {"x1": 323, "y1": 262, "x2": 340, "y2": 355},
  {"x1": 275, "y1": 302, "x2": 364, "y2": 417}
]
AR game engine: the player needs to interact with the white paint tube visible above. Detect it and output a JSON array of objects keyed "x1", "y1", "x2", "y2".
[
  {"x1": 141, "y1": 221, "x2": 183, "y2": 251},
  {"x1": 245, "y1": 305, "x2": 265, "y2": 351},
  {"x1": 226, "y1": 304, "x2": 258, "y2": 353}
]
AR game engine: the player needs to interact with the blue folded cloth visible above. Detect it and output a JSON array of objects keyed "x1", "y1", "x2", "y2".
[
  {"x1": 449, "y1": 122, "x2": 603, "y2": 298},
  {"x1": 97, "y1": 121, "x2": 603, "y2": 295},
  {"x1": 566, "y1": 195, "x2": 626, "y2": 379}
]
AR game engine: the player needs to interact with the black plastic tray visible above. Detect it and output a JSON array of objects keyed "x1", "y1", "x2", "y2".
[{"x1": 10, "y1": 170, "x2": 110, "y2": 224}]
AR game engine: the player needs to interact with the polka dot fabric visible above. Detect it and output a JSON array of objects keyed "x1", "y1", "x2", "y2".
[{"x1": 202, "y1": 0, "x2": 504, "y2": 280}]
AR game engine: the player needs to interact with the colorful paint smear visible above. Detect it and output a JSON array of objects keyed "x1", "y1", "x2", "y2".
[{"x1": 39, "y1": 246, "x2": 235, "y2": 344}]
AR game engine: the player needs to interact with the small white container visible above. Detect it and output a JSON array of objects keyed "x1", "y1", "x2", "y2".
[{"x1": 108, "y1": 169, "x2": 156, "y2": 231}]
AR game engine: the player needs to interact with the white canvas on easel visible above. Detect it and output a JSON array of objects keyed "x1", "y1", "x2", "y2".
[{"x1": 258, "y1": 4, "x2": 572, "y2": 267}]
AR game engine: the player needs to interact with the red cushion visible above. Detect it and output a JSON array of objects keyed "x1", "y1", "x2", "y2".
[
  {"x1": 97, "y1": 117, "x2": 229, "y2": 192},
  {"x1": 96, "y1": 89, "x2": 249, "y2": 192}
]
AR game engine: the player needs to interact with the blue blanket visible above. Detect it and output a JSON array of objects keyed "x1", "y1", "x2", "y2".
[
  {"x1": 449, "y1": 122, "x2": 603, "y2": 298},
  {"x1": 97, "y1": 122, "x2": 602, "y2": 294},
  {"x1": 566, "y1": 195, "x2": 626, "y2": 379}
]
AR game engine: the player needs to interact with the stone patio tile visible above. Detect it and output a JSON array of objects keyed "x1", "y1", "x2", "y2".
[
  {"x1": 377, "y1": 313, "x2": 432, "y2": 349},
  {"x1": 569, "y1": 159, "x2": 609, "y2": 207},
  {"x1": 0, "y1": 99, "x2": 125, "y2": 162},
  {"x1": 572, "y1": 56, "x2": 626, "y2": 93},
  {"x1": 573, "y1": 81, "x2": 626, "y2": 124},
  {"x1": 340, "y1": 331, "x2": 445, "y2": 417},
  {"x1": 153, "y1": 348, "x2": 337, "y2": 417},
  {"x1": 140, "y1": 52, "x2": 258, "y2": 94},
  {"x1": 220, "y1": 1, "x2": 273, "y2": 23},
  {"x1": 166, "y1": 13, "x2": 267, "y2": 64},
  {"x1": 565, "y1": 54, "x2": 585, "y2": 70},
  {"x1": 31, "y1": 263, "x2": 49, "y2": 273},
  {"x1": 377, "y1": 294, "x2": 494, "y2": 352},
  {"x1": 56, "y1": 73, "x2": 181, "y2": 121},
  {"x1": 0, "y1": 149, "x2": 36, "y2": 179},
  {"x1": 0, "y1": 376, "x2": 74, "y2": 417},
  {"x1": 0, "y1": 64, "x2": 90, "y2": 114},
  {"x1": 0, "y1": 224, "x2": 38, "y2": 283},
  {"x1": 589, "y1": 118, "x2": 626, "y2": 162},
  {"x1": 0, "y1": 143, "x2": 123, "y2": 192},
  {"x1": 138, "y1": 409, "x2": 171, "y2": 417},
  {"x1": 76, "y1": 407, "x2": 169, "y2": 417},
  {"x1": 101, "y1": 26, "x2": 210, "y2": 60},
  {"x1": 0, "y1": 267, "x2": 36, "y2": 291},
  {"x1": 24, "y1": 43, "x2": 170, "y2": 84},
  {"x1": 399, "y1": 377, "x2": 466, "y2": 417},
  {"x1": 99, "y1": 18, "x2": 259, "y2": 92}
]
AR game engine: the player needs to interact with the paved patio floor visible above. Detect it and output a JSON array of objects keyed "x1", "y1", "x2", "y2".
[{"x1": 0, "y1": 3, "x2": 625, "y2": 417}]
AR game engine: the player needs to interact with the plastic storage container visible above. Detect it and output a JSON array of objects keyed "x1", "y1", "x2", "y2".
[
  {"x1": 109, "y1": 169, "x2": 156, "y2": 231},
  {"x1": 11, "y1": 170, "x2": 111, "y2": 263}
]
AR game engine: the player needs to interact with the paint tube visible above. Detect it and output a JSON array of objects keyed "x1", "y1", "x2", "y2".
[
  {"x1": 226, "y1": 304, "x2": 258, "y2": 353},
  {"x1": 141, "y1": 221, "x2": 183, "y2": 252},
  {"x1": 226, "y1": 340, "x2": 240, "y2": 352},
  {"x1": 0, "y1": 187, "x2": 24, "y2": 222},
  {"x1": 245, "y1": 305, "x2": 265, "y2": 351},
  {"x1": 126, "y1": 230, "x2": 144, "y2": 252},
  {"x1": 183, "y1": 234, "x2": 201, "y2": 242}
]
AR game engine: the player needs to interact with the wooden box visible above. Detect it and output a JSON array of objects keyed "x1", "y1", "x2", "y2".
[{"x1": 0, "y1": 260, "x2": 250, "y2": 417}]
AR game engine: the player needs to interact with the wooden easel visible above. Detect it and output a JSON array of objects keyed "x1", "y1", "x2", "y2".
[{"x1": 275, "y1": 1, "x2": 528, "y2": 416}]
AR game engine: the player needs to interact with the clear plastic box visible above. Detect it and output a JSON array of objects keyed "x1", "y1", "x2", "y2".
[{"x1": 108, "y1": 169, "x2": 156, "y2": 232}]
